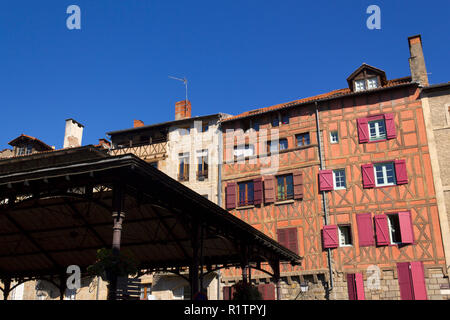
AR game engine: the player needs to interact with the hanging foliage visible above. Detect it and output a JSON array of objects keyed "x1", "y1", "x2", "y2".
[{"x1": 87, "y1": 248, "x2": 139, "y2": 282}]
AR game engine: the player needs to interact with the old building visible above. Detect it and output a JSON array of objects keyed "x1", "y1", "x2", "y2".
[{"x1": 220, "y1": 35, "x2": 450, "y2": 300}]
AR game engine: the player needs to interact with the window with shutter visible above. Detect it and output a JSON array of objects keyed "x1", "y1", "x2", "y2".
[
  {"x1": 277, "y1": 227, "x2": 298, "y2": 254},
  {"x1": 253, "y1": 178, "x2": 263, "y2": 205},
  {"x1": 356, "y1": 213, "x2": 375, "y2": 247},
  {"x1": 293, "y1": 171, "x2": 304, "y2": 200},
  {"x1": 361, "y1": 164, "x2": 375, "y2": 188},
  {"x1": 263, "y1": 176, "x2": 275, "y2": 203},
  {"x1": 384, "y1": 113, "x2": 397, "y2": 139},
  {"x1": 238, "y1": 181, "x2": 254, "y2": 206},
  {"x1": 398, "y1": 211, "x2": 414, "y2": 244},
  {"x1": 319, "y1": 170, "x2": 333, "y2": 191},
  {"x1": 322, "y1": 225, "x2": 338, "y2": 249},
  {"x1": 357, "y1": 118, "x2": 369, "y2": 143},
  {"x1": 276, "y1": 174, "x2": 294, "y2": 201},
  {"x1": 225, "y1": 183, "x2": 237, "y2": 210},
  {"x1": 394, "y1": 159, "x2": 408, "y2": 185},
  {"x1": 374, "y1": 215, "x2": 390, "y2": 246}
]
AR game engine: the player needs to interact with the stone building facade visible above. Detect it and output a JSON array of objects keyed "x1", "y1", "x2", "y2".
[{"x1": 219, "y1": 35, "x2": 450, "y2": 300}]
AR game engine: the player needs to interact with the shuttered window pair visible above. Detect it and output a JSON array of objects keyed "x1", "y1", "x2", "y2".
[
  {"x1": 318, "y1": 169, "x2": 346, "y2": 191},
  {"x1": 225, "y1": 171, "x2": 304, "y2": 209},
  {"x1": 397, "y1": 261, "x2": 428, "y2": 300},
  {"x1": 322, "y1": 225, "x2": 352, "y2": 248},
  {"x1": 361, "y1": 160, "x2": 408, "y2": 188},
  {"x1": 347, "y1": 273, "x2": 365, "y2": 300},
  {"x1": 357, "y1": 113, "x2": 396, "y2": 143},
  {"x1": 277, "y1": 228, "x2": 298, "y2": 254}
]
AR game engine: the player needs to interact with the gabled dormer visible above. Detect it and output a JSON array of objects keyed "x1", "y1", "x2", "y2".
[
  {"x1": 8, "y1": 134, "x2": 53, "y2": 157},
  {"x1": 347, "y1": 63, "x2": 387, "y2": 92}
]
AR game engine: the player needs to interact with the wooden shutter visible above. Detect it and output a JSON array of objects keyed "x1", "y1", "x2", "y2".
[
  {"x1": 384, "y1": 113, "x2": 397, "y2": 139},
  {"x1": 398, "y1": 211, "x2": 414, "y2": 244},
  {"x1": 322, "y1": 225, "x2": 338, "y2": 249},
  {"x1": 293, "y1": 171, "x2": 304, "y2": 199},
  {"x1": 319, "y1": 170, "x2": 333, "y2": 191},
  {"x1": 225, "y1": 182, "x2": 236, "y2": 209},
  {"x1": 361, "y1": 164, "x2": 375, "y2": 188},
  {"x1": 397, "y1": 262, "x2": 414, "y2": 300},
  {"x1": 357, "y1": 118, "x2": 369, "y2": 143},
  {"x1": 347, "y1": 274, "x2": 356, "y2": 300},
  {"x1": 410, "y1": 261, "x2": 428, "y2": 300},
  {"x1": 277, "y1": 228, "x2": 288, "y2": 248},
  {"x1": 356, "y1": 213, "x2": 375, "y2": 247},
  {"x1": 253, "y1": 178, "x2": 263, "y2": 205},
  {"x1": 258, "y1": 283, "x2": 275, "y2": 300},
  {"x1": 394, "y1": 159, "x2": 408, "y2": 185},
  {"x1": 223, "y1": 286, "x2": 230, "y2": 300},
  {"x1": 264, "y1": 176, "x2": 275, "y2": 203},
  {"x1": 374, "y1": 215, "x2": 390, "y2": 246},
  {"x1": 287, "y1": 228, "x2": 299, "y2": 254},
  {"x1": 355, "y1": 273, "x2": 365, "y2": 300}
]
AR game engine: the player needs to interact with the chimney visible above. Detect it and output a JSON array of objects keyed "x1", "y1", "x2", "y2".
[
  {"x1": 175, "y1": 100, "x2": 192, "y2": 120},
  {"x1": 408, "y1": 35, "x2": 429, "y2": 86},
  {"x1": 134, "y1": 119, "x2": 145, "y2": 128},
  {"x1": 63, "y1": 118, "x2": 84, "y2": 148}
]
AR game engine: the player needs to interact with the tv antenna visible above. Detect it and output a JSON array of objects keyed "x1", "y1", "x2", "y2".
[{"x1": 169, "y1": 76, "x2": 188, "y2": 102}]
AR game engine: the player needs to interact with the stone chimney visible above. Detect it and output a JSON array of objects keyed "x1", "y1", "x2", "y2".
[
  {"x1": 134, "y1": 119, "x2": 145, "y2": 128},
  {"x1": 63, "y1": 118, "x2": 84, "y2": 148},
  {"x1": 175, "y1": 100, "x2": 192, "y2": 120},
  {"x1": 408, "y1": 35, "x2": 429, "y2": 86}
]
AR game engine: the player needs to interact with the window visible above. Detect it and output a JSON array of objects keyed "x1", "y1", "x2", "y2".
[
  {"x1": 277, "y1": 227, "x2": 298, "y2": 254},
  {"x1": 17, "y1": 145, "x2": 32, "y2": 156},
  {"x1": 355, "y1": 79, "x2": 366, "y2": 92},
  {"x1": 197, "y1": 150, "x2": 208, "y2": 180},
  {"x1": 355, "y1": 77, "x2": 379, "y2": 92},
  {"x1": 338, "y1": 225, "x2": 352, "y2": 247},
  {"x1": 330, "y1": 131, "x2": 339, "y2": 144},
  {"x1": 374, "y1": 163, "x2": 396, "y2": 187},
  {"x1": 234, "y1": 145, "x2": 254, "y2": 159},
  {"x1": 367, "y1": 77, "x2": 379, "y2": 89},
  {"x1": 281, "y1": 114, "x2": 290, "y2": 125},
  {"x1": 252, "y1": 120, "x2": 260, "y2": 131},
  {"x1": 333, "y1": 169, "x2": 346, "y2": 190},
  {"x1": 368, "y1": 119, "x2": 387, "y2": 141},
  {"x1": 296, "y1": 133, "x2": 310, "y2": 147},
  {"x1": 268, "y1": 139, "x2": 288, "y2": 153},
  {"x1": 387, "y1": 214, "x2": 402, "y2": 244},
  {"x1": 238, "y1": 181, "x2": 254, "y2": 206},
  {"x1": 178, "y1": 153, "x2": 189, "y2": 181},
  {"x1": 178, "y1": 125, "x2": 190, "y2": 136},
  {"x1": 276, "y1": 174, "x2": 294, "y2": 201},
  {"x1": 272, "y1": 117, "x2": 279, "y2": 127}
]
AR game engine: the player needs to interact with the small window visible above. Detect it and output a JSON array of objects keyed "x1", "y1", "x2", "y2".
[
  {"x1": 355, "y1": 77, "x2": 379, "y2": 92},
  {"x1": 368, "y1": 119, "x2": 387, "y2": 141},
  {"x1": 178, "y1": 153, "x2": 190, "y2": 181},
  {"x1": 333, "y1": 169, "x2": 346, "y2": 190},
  {"x1": 281, "y1": 114, "x2": 290, "y2": 125},
  {"x1": 268, "y1": 139, "x2": 288, "y2": 153},
  {"x1": 296, "y1": 133, "x2": 310, "y2": 147},
  {"x1": 355, "y1": 79, "x2": 366, "y2": 92},
  {"x1": 234, "y1": 145, "x2": 254, "y2": 159},
  {"x1": 272, "y1": 117, "x2": 279, "y2": 127},
  {"x1": 330, "y1": 131, "x2": 339, "y2": 144},
  {"x1": 238, "y1": 181, "x2": 254, "y2": 206},
  {"x1": 197, "y1": 150, "x2": 208, "y2": 180},
  {"x1": 276, "y1": 174, "x2": 294, "y2": 201},
  {"x1": 387, "y1": 214, "x2": 402, "y2": 244},
  {"x1": 367, "y1": 77, "x2": 379, "y2": 89},
  {"x1": 374, "y1": 163, "x2": 396, "y2": 187},
  {"x1": 338, "y1": 225, "x2": 352, "y2": 247}
]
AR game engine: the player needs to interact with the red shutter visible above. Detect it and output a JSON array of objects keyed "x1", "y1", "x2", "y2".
[
  {"x1": 384, "y1": 113, "x2": 397, "y2": 139},
  {"x1": 361, "y1": 164, "x2": 375, "y2": 188},
  {"x1": 319, "y1": 170, "x2": 333, "y2": 191},
  {"x1": 397, "y1": 262, "x2": 414, "y2": 300},
  {"x1": 355, "y1": 273, "x2": 365, "y2": 300},
  {"x1": 293, "y1": 171, "x2": 304, "y2": 200},
  {"x1": 374, "y1": 215, "x2": 390, "y2": 246},
  {"x1": 398, "y1": 211, "x2": 414, "y2": 244},
  {"x1": 394, "y1": 159, "x2": 408, "y2": 185},
  {"x1": 288, "y1": 228, "x2": 299, "y2": 254},
  {"x1": 356, "y1": 213, "x2": 375, "y2": 247},
  {"x1": 253, "y1": 178, "x2": 263, "y2": 205},
  {"x1": 223, "y1": 286, "x2": 230, "y2": 300},
  {"x1": 258, "y1": 284, "x2": 266, "y2": 300},
  {"x1": 357, "y1": 118, "x2": 369, "y2": 143},
  {"x1": 264, "y1": 176, "x2": 275, "y2": 203},
  {"x1": 225, "y1": 183, "x2": 236, "y2": 209},
  {"x1": 258, "y1": 283, "x2": 275, "y2": 300},
  {"x1": 277, "y1": 229, "x2": 288, "y2": 248},
  {"x1": 322, "y1": 225, "x2": 338, "y2": 249},
  {"x1": 410, "y1": 261, "x2": 428, "y2": 300},
  {"x1": 347, "y1": 274, "x2": 356, "y2": 300}
]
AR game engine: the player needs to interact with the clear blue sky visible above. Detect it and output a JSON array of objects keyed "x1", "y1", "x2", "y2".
[{"x1": 1, "y1": 0, "x2": 449, "y2": 150}]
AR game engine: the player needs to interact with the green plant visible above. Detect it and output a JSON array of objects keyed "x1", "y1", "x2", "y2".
[
  {"x1": 87, "y1": 248, "x2": 139, "y2": 282},
  {"x1": 232, "y1": 281, "x2": 262, "y2": 300}
]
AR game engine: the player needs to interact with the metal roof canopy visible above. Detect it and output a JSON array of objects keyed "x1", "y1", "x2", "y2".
[{"x1": 0, "y1": 146, "x2": 301, "y2": 299}]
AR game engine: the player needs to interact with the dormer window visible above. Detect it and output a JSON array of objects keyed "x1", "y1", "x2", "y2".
[
  {"x1": 354, "y1": 77, "x2": 379, "y2": 92},
  {"x1": 367, "y1": 77, "x2": 379, "y2": 89},
  {"x1": 347, "y1": 64, "x2": 386, "y2": 93}
]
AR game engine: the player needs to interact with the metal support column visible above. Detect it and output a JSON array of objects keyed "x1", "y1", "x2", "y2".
[
  {"x1": 270, "y1": 260, "x2": 281, "y2": 300},
  {"x1": 189, "y1": 220, "x2": 200, "y2": 299},
  {"x1": 2, "y1": 278, "x2": 11, "y2": 300}
]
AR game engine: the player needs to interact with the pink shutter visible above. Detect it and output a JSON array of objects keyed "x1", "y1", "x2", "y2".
[
  {"x1": 355, "y1": 273, "x2": 365, "y2": 300},
  {"x1": 225, "y1": 183, "x2": 236, "y2": 209},
  {"x1": 347, "y1": 274, "x2": 356, "y2": 300},
  {"x1": 398, "y1": 211, "x2": 414, "y2": 244},
  {"x1": 264, "y1": 176, "x2": 275, "y2": 203},
  {"x1": 356, "y1": 213, "x2": 375, "y2": 247},
  {"x1": 374, "y1": 215, "x2": 390, "y2": 246},
  {"x1": 319, "y1": 170, "x2": 333, "y2": 191},
  {"x1": 410, "y1": 261, "x2": 428, "y2": 300},
  {"x1": 277, "y1": 229, "x2": 288, "y2": 248},
  {"x1": 397, "y1": 262, "x2": 414, "y2": 300},
  {"x1": 293, "y1": 171, "x2": 304, "y2": 200},
  {"x1": 357, "y1": 118, "x2": 369, "y2": 143},
  {"x1": 266, "y1": 283, "x2": 275, "y2": 300},
  {"x1": 394, "y1": 159, "x2": 408, "y2": 185},
  {"x1": 322, "y1": 225, "x2": 338, "y2": 249},
  {"x1": 287, "y1": 228, "x2": 299, "y2": 255},
  {"x1": 384, "y1": 113, "x2": 397, "y2": 139},
  {"x1": 258, "y1": 284, "x2": 266, "y2": 300},
  {"x1": 361, "y1": 164, "x2": 375, "y2": 188},
  {"x1": 253, "y1": 178, "x2": 263, "y2": 205}
]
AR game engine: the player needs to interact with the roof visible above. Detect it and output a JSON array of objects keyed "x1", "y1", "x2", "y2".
[
  {"x1": 0, "y1": 147, "x2": 301, "y2": 278},
  {"x1": 107, "y1": 113, "x2": 231, "y2": 136},
  {"x1": 222, "y1": 76, "x2": 412, "y2": 123},
  {"x1": 8, "y1": 134, "x2": 53, "y2": 151},
  {"x1": 422, "y1": 82, "x2": 450, "y2": 92}
]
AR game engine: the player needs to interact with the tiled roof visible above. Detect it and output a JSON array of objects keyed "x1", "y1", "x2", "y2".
[
  {"x1": 222, "y1": 76, "x2": 412, "y2": 122},
  {"x1": 8, "y1": 134, "x2": 53, "y2": 150}
]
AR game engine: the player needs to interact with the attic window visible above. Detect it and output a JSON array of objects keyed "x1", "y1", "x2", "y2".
[{"x1": 355, "y1": 77, "x2": 379, "y2": 92}]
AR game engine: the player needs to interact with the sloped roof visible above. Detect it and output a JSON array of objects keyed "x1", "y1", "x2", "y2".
[{"x1": 8, "y1": 134, "x2": 53, "y2": 151}]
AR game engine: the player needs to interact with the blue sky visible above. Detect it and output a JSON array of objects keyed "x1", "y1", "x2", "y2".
[{"x1": 0, "y1": 0, "x2": 449, "y2": 150}]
